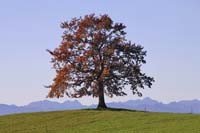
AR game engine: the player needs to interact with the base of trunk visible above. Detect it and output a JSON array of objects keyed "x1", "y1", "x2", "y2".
[
  {"x1": 97, "y1": 81, "x2": 107, "y2": 109},
  {"x1": 97, "y1": 103, "x2": 107, "y2": 109}
]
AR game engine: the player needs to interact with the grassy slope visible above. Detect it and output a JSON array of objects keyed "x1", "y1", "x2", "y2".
[{"x1": 0, "y1": 109, "x2": 200, "y2": 133}]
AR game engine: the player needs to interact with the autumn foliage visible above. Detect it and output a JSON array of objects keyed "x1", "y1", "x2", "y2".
[{"x1": 47, "y1": 14, "x2": 154, "y2": 108}]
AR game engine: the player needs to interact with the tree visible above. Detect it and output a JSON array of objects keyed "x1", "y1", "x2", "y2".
[{"x1": 47, "y1": 14, "x2": 154, "y2": 109}]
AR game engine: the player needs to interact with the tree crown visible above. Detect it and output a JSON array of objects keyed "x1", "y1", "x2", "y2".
[{"x1": 47, "y1": 14, "x2": 154, "y2": 98}]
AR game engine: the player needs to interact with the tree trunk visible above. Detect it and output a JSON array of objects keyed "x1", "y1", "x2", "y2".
[{"x1": 97, "y1": 81, "x2": 107, "y2": 109}]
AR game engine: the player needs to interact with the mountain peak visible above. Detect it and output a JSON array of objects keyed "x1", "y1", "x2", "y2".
[
  {"x1": 142, "y1": 97, "x2": 159, "y2": 104},
  {"x1": 143, "y1": 97, "x2": 153, "y2": 101}
]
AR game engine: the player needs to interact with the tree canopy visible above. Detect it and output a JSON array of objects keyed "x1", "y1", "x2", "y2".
[{"x1": 47, "y1": 14, "x2": 154, "y2": 108}]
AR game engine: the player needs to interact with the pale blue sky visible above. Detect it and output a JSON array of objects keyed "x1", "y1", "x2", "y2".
[{"x1": 0, "y1": 0, "x2": 200, "y2": 105}]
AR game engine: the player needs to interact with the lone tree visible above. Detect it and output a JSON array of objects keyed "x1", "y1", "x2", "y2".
[{"x1": 47, "y1": 14, "x2": 154, "y2": 109}]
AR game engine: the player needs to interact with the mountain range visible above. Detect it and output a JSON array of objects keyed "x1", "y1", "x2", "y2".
[{"x1": 1, "y1": 97, "x2": 200, "y2": 115}]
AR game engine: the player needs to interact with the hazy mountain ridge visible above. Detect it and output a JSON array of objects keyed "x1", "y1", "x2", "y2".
[
  {"x1": 1, "y1": 97, "x2": 200, "y2": 115},
  {"x1": 0, "y1": 100, "x2": 86, "y2": 115}
]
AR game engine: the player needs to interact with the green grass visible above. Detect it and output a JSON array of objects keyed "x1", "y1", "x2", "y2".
[{"x1": 0, "y1": 109, "x2": 200, "y2": 133}]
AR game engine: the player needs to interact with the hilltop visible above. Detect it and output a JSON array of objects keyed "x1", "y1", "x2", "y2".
[{"x1": 0, "y1": 109, "x2": 200, "y2": 133}]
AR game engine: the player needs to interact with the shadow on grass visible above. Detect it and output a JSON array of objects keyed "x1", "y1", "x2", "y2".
[{"x1": 82, "y1": 107, "x2": 147, "y2": 112}]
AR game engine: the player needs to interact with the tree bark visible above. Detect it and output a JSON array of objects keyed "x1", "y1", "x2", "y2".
[{"x1": 97, "y1": 81, "x2": 107, "y2": 109}]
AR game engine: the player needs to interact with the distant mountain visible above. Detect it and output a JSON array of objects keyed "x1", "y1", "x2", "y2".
[
  {"x1": 1, "y1": 98, "x2": 200, "y2": 115},
  {"x1": 0, "y1": 100, "x2": 86, "y2": 115},
  {"x1": 25, "y1": 100, "x2": 84, "y2": 111},
  {"x1": 0, "y1": 104, "x2": 19, "y2": 115},
  {"x1": 107, "y1": 98, "x2": 200, "y2": 114}
]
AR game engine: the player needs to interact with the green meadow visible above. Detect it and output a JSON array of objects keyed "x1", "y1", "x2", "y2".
[{"x1": 0, "y1": 109, "x2": 200, "y2": 133}]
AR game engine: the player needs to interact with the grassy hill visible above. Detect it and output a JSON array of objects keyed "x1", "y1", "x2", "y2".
[{"x1": 0, "y1": 109, "x2": 200, "y2": 133}]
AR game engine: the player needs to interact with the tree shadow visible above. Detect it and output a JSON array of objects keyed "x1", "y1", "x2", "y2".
[{"x1": 82, "y1": 107, "x2": 146, "y2": 112}]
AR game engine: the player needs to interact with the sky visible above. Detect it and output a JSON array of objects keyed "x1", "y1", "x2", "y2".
[{"x1": 0, "y1": 0, "x2": 200, "y2": 106}]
